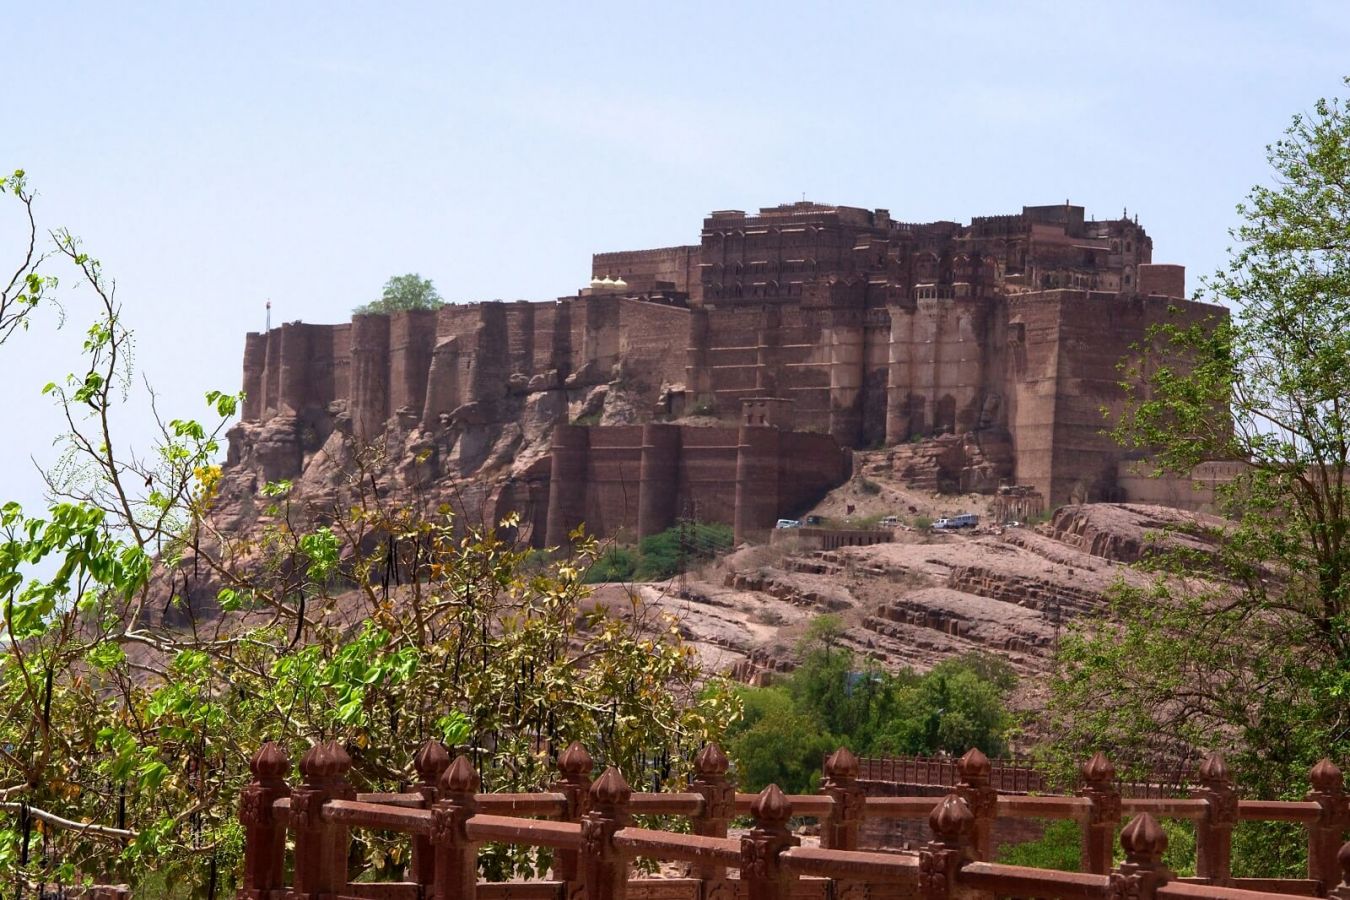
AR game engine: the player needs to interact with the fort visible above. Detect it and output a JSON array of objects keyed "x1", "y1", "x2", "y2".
[{"x1": 231, "y1": 201, "x2": 1223, "y2": 543}]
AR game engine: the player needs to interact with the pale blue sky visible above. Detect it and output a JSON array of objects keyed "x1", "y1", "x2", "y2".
[{"x1": 3, "y1": 1, "x2": 1348, "y2": 513}]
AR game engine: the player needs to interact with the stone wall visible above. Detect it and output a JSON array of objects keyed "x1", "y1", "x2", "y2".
[
  {"x1": 537, "y1": 421, "x2": 851, "y2": 548},
  {"x1": 234, "y1": 201, "x2": 1227, "y2": 513}
]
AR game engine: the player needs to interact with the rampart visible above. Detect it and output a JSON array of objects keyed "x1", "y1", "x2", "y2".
[
  {"x1": 504, "y1": 419, "x2": 850, "y2": 548},
  {"x1": 233, "y1": 201, "x2": 1228, "y2": 523}
]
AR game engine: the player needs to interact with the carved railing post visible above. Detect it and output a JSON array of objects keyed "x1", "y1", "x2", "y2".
[
  {"x1": 954, "y1": 748, "x2": 997, "y2": 862},
  {"x1": 290, "y1": 740, "x2": 356, "y2": 898},
  {"x1": 1326, "y1": 841, "x2": 1350, "y2": 900},
  {"x1": 1307, "y1": 758, "x2": 1350, "y2": 891},
  {"x1": 1109, "y1": 814, "x2": 1170, "y2": 900},
  {"x1": 690, "y1": 743, "x2": 735, "y2": 900},
  {"x1": 581, "y1": 766, "x2": 632, "y2": 900},
  {"x1": 1078, "y1": 752, "x2": 1121, "y2": 876},
  {"x1": 431, "y1": 755, "x2": 481, "y2": 900},
  {"x1": 821, "y1": 746, "x2": 865, "y2": 851},
  {"x1": 238, "y1": 742, "x2": 291, "y2": 899},
  {"x1": 1191, "y1": 752, "x2": 1237, "y2": 885},
  {"x1": 920, "y1": 794, "x2": 974, "y2": 900},
  {"x1": 550, "y1": 742, "x2": 593, "y2": 900},
  {"x1": 412, "y1": 739, "x2": 451, "y2": 890},
  {"x1": 741, "y1": 785, "x2": 799, "y2": 900}
]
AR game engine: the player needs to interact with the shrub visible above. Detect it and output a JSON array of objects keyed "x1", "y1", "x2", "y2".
[
  {"x1": 584, "y1": 546, "x2": 639, "y2": 583},
  {"x1": 635, "y1": 522, "x2": 733, "y2": 580}
]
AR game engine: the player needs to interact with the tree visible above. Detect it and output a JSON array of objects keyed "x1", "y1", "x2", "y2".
[
  {"x1": 0, "y1": 181, "x2": 734, "y2": 896},
  {"x1": 353, "y1": 272, "x2": 443, "y2": 315},
  {"x1": 1045, "y1": 80, "x2": 1350, "y2": 872}
]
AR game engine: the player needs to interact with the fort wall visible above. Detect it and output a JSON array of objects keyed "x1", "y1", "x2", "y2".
[
  {"x1": 235, "y1": 201, "x2": 1227, "y2": 525},
  {"x1": 535, "y1": 419, "x2": 849, "y2": 548}
]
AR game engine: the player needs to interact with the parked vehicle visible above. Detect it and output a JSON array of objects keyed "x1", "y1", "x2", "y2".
[
  {"x1": 879, "y1": 515, "x2": 901, "y2": 527},
  {"x1": 804, "y1": 514, "x2": 823, "y2": 526},
  {"x1": 775, "y1": 518, "x2": 802, "y2": 529},
  {"x1": 932, "y1": 513, "x2": 979, "y2": 531}
]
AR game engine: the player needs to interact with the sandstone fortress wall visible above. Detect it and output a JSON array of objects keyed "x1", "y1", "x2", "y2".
[{"x1": 232, "y1": 201, "x2": 1224, "y2": 542}]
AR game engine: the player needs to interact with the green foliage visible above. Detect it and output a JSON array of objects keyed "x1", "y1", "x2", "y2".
[
  {"x1": 584, "y1": 546, "x2": 638, "y2": 582},
  {"x1": 353, "y1": 273, "x2": 443, "y2": 315},
  {"x1": 1046, "y1": 80, "x2": 1350, "y2": 875},
  {"x1": 0, "y1": 187, "x2": 736, "y2": 896},
  {"x1": 584, "y1": 522, "x2": 734, "y2": 583},
  {"x1": 726, "y1": 637, "x2": 1015, "y2": 792},
  {"x1": 635, "y1": 522, "x2": 733, "y2": 580},
  {"x1": 997, "y1": 819, "x2": 1082, "y2": 871}
]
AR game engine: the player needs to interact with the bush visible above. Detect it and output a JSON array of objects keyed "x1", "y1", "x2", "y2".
[
  {"x1": 998, "y1": 819, "x2": 1082, "y2": 871},
  {"x1": 635, "y1": 522, "x2": 733, "y2": 580},
  {"x1": 584, "y1": 546, "x2": 639, "y2": 583},
  {"x1": 726, "y1": 640, "x2": 1016, "y2": 794}
]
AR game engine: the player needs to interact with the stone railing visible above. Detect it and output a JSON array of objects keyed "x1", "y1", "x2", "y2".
[{"x1": 236, "y1": 744, "x2": 1350, "y2": 900}]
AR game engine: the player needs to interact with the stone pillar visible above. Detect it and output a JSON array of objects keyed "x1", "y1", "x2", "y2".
[
  {"x1": 827, "y1": 312, "x2": 864, "y2": 446},
  {"x1": 238, "y1": 742, "x2": 291, "y2": 899},
  {"x1": 734, "y1": 423, "x2": 779, "y2": 545},
  {"x1": 919, "y1": 794, "x2": 975, "y2": 900},
  {"x1": 241, "y1": 332, "x2": 268, "y2": 422},
  {"x1": 421, "y1": 337, "x2": 463, "y2": 430},
  {"x1": 885, "y1": 307, "x2": 915, "y2": 444},
  {"x1": 740, "y1": 785, "x2": 798, "y2": 900},
  {"x1": 260, "y1": 328, "x2": 282, "y2": 419},
  {"x1": 551, "y1": 742, "x2": 594, "y2": 900},
  {"x1": 430, "y1": 756, "x2": 480, "y2": 900},
  {"x1": 512, "y1": 300, "x2": 537, "y2": 374},
  {"x1": 278, "y1": 321, "x2": 310, "y2": 417},
  {"x1": 1192, "y1": 752, "x2": 1237, "y2": 885},
  {"x1": 1110, "y1": 814, "x2": 1171, "y2": 900},
  {"x1": 581, "y1": 767, "x2": 632, "y2": 900},
  {"x1": 290, "y1": 741, "x2": 356, "y2": 898},
  {"x1": 687, "y1": 308, "x2": 712, "y2": 405},
  {"x1": 1325, "y1": 841, "x2": 1350, "y2": 900},
  {"x1": 349, "y1": 314, "x2": 391, "y2": 443},
  {"x1": 389, "y1": 309, "x2": 437, "y2": 418},
  {"x1": 1078, "y1": 751, "x2": 1121, "y2": 876},
  {"x1": 552, "y1": 299, "x2": 575, "y2": 381},
  {"x1": 467, "y1": 302, "x2": 508, "y2": 414},
  {"x1": 820, "y1": 747, "x2": 864, "y2": 851},
  {"x1": 1307, "y1": 758, "x2": 1350, "y2": 891},
  {"x1": 637, "y1": 423, "x2": 680, "y2": 538},
  {"x1": 583, "y1": 294, "x2": 620, "y2": 377},
  {"x1": 411, "y1": 739, "x2": 450, "y2": 891},
  {"x1": 755, "y1": 305, "x2": 782, "y2": 395},
  {"x1": 689, "y1": 744, "x2": 735, "y2": 900},
  {"x1": 545, "y1": 425, "x2": 590, "y2": 548},
  {"x1": 953, "y1": 748, "x2": 997, "y2": 862}
]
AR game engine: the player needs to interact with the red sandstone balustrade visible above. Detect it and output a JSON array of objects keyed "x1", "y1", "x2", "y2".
[{"x1": 236, "y1": 742, "x2": 1350, "y2": 900}]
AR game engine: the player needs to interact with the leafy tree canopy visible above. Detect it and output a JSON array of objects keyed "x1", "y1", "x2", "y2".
[
  {"x1": 1045, "y1": 79, "x2": 1350, "y2": 876},
  {"x1": 726, "y1": 630, "x2": 1015, "y2": 792},
  {"x1": 354, "y1": 272, "x2": 443, "y2": 315},
  {"x1": 0, "y1": 182, "x2": 732, "y2": 896}
]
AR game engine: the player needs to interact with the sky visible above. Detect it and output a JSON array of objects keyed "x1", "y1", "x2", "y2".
[{"x1": 2, "y1": 0, "x2": 1348, "y2": 516}]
